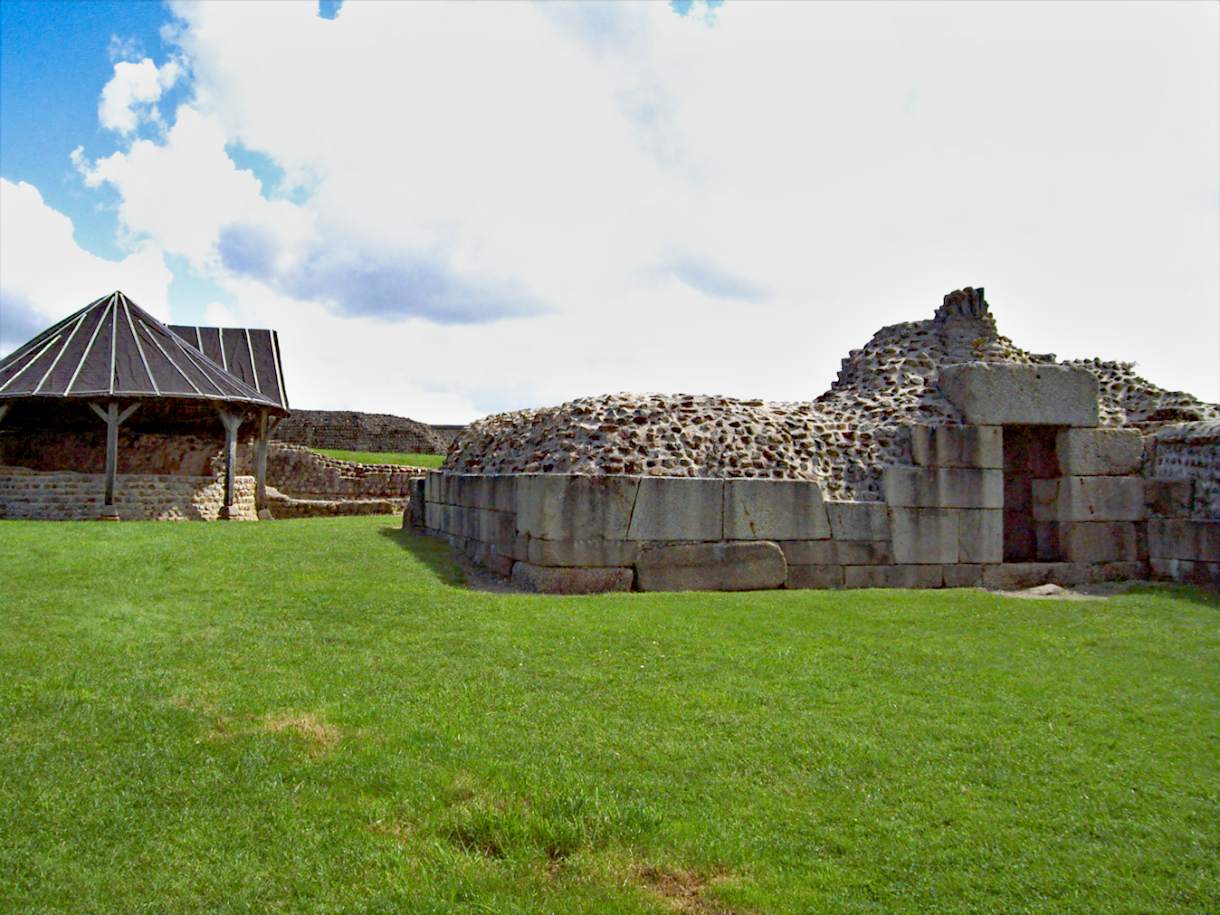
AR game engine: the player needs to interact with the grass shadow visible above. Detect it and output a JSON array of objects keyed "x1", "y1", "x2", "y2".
[{"x1": 377, "y1": 524, "x2": 470, "y2": 589}]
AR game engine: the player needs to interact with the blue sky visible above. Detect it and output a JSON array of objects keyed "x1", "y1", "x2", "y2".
[{"x1": 1, "y1": 1, "x2": 1217, "y2": 422}]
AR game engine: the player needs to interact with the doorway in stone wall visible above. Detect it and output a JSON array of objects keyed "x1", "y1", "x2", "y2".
[{"x1": 1002, "y1": 425, "x2": 1062, "y2": 562}]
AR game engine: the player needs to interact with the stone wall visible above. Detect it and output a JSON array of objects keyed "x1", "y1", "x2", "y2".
[
  {"x1": 414, "y1": 420, "x2": 1156, "y2": 594},
  {"x1": 1145, "y1": 422, "x2": 1220, "y2": 584},
  {"x1": 0, "y1": 466, "x2": 257, "y2": 521},
  {"x1": 271, "y1": 409, "x2": 444, "y2": 454}
]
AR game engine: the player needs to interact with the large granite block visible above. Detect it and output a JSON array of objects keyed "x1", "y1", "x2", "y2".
[
  {"x1": 723, "y1": 479, "x2": 831, "y2": 540},
  {"x1": 778, "y1": 540, "x2": 892, "y2": 566},
  {"x1": 1059, "y1": 521, "x2": 1139, "y2": 563},
  {"x1": 424, "y1": 501, "x2": 443, "y2": 532},
  {"x1": 634, "y1": 540, "x2": 786, "y2": 592},
  {"x1": 1151, "y1": 558, "x2": 1220, "y2": 585},
  {"x1": 883, "y1": 467, "x2": 1003, "y2": 509},
  {"x1": 786, "y1": 564, "x2": 844, "y2": 589},
  {"x1": 475, "y1": 508, "x2": 517, "y2": 547},
  {"x1": 889, "y1": 508, "x2": 959, "y2": 564},
  {"x1": 516, "y1": 474, "x2": 639, "y2": 541},
  {"x1": 511, "y1": 561, "x2": 633, "y2": 594},
  {"x1": 938, "y1": 362, "x2": 1099, "y2": 427},
  {"x1": 1032, "y1": 476, "x2": 1146, "y2": 522},
  {"x1": 844, "y1": 564, "x2": 943, "y2": 589},
  {"x1": 981, "y1": 561, "x2": 1146, "y2": 590},
  {"x1": 1144, "y1": 477, "x2": 1193, "y2": 518},
  {"x1": 826, "y1": 501, "x2": 890, "y2": 541},
  {"x1": 424, "y1": 470, "x2": 443, "y2": 505},
  {"x1": 526, "y1": 538, "x2": 641, "y2": 568},
  {"x1": 1148, "y1": 519, "x2": 1220, "y2": 562},
  {"x1": 1056, "y1": 428, "x2": 1144, "y2": 476},
  {"x1": 627, "y1": 478, "x2": 723, "y2": 541},
  {"x1": 911, "y1": 424, "x2": 1002, "y2": 469},
  {"x1": 957, "y1": 509, "x2": 1003, "y2": 564},
  {"x1": 943, "y1": 564, "x2": 984, "y2": 588},
  {"x1": 486, "y1": 474, "x2": 518, "y2": 513}
]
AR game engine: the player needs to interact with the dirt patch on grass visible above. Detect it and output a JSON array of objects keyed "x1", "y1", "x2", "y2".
[
  {"x1": 633, "y1": 865, "x2": 744, "y2": 915},
  {"x1": 262, "y1": 712, "x2": 340, "y2": 757},
  {"x1": 994, "y1": 582, "x2": 1138, "y2": 602}
]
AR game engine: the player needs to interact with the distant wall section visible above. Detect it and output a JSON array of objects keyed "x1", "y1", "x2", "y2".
[{"x1": 272, "y1": 410, "x2": 445, "y2": 454}]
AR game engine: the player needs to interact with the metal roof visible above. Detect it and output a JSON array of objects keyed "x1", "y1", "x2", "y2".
[
  {"x1": 0, "y1": 291, "x2": 286, "y2": 413},
  {"x1": 169, "y1": 325, "x2": 289, "y2": 410}
]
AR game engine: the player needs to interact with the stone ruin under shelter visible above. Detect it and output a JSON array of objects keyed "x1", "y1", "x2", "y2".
[{"x1": 412, "y1": 287, "x2": 1220, "y2": 592}]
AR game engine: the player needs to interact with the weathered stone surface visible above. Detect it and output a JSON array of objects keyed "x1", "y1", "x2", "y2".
[
  {"x1": 780, "y1": 540, "x2": 892, "y2": 566},
  {"x1": 911, "y1": 424, "x2": 1002, "y2": 469},
  {"x1": 943, "y1": 564, "x2": 984, "y2": 588},
  {"x1": 1032, "y1": 476, "x2": 1145, "y2": 522},
  {"x1": 957, "y1": 509, "x2": 1003, "y2": 564},
  {"x1": 1144, "y1": 477, "x2": 1193, "y2": 518},
  {"x1": 826, "y1": 501, "x2": 890, "y2": 541},
  {"x1": 889, "y1": 508, "x2": 959, "y2": 564},
  {"x1": 938, "y1": 362, "x2": 1099, "y2": 427},
  {"x1": 634, "y1": 540, "x2": 786, "y2": 592},
  {"x1": 1059, "y1": 521, "x2": 1140, "y2": 563},
  {"x1": 516, "y1": 474, "x2": 639, "y2": 541},
  {"x1": 425, "y1": 501, "x2": 443, "y2": 531},
  {"x1": 1150, "y1": 558, "x2": 1220, "y2": 585},
  {"x1": 723, "y1": 479, "x2": 830, "y2": 540},
  {"x1": 510, "y1": 561, "x2": 634, "y2": 594},
  {"x1": 526, "y1": 538, "x2": 641, "y2": 568},
  {"x1": 1148, "y1": 519, "x2": 1220, "y2": 562},
  {"x1": 981, "y1": 561, "x2": 1146, "y2": 590},
  {"x1": 844, "y1": 564, "x2": 943, "y2": 589},
  {"x1": 627, "y1": 478, "x2": 723, "y2": 542},
  {"x1": 406, "y1": 477, "x2": 425, "y2": 528},
  {"x1": 1056, "y1": 428, "x2": 1144, "y2": 476},
  {"x1": 786, "y1": 564, "x2": 845, "y2": 589},
  {"x1": 883, "y1": 467, "x2": 1003, "y2": 509},
  {"x1": 474, "y1": 508, "x2": 517, "y2": 546}
]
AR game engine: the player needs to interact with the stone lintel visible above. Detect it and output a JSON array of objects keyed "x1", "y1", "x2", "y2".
[{"x1": 938, "y1": 362, "x2": 1099, "y2": 427}]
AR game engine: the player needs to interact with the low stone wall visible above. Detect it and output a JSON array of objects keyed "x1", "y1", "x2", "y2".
[
  {"x1": 0, "y1": 466, "x2": 257, "y2": 521},
  {"x1": 260, "y1": 442, "x2": 425, "y2": 502},
  {"x1": 271, "y1": 409, "x2": 444, "y2": 454},
  {"x1": 1145, "y1": 422, "x2": 1220, "y2": 584},
  {"x1": 413, "y1": 423, "x2": 1157, "y2": 593}
]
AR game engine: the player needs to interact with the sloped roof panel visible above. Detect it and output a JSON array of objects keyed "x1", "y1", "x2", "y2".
[
  {"x1": 169, "y1": 324, "x2": 289, "y2": 409},
  {"x1": 0, "y1": 291, "x2": 286, "y2": 413}
]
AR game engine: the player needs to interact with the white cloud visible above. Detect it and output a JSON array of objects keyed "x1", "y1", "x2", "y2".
[
  {"x1": 53, "y1": 0, "x2": 1219, "y2": 416},
  {"x1": 98, "y1": 57, "x2": 183, "y2": 134},
  {"x1": 0, "y1": 179, "x2": 173, "y2": 354}
]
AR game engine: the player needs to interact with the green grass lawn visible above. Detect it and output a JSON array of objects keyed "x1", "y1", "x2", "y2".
[
  {"x1": 313, "y1": 449, "x2": 445, "y2": 468},
  {"x1": 1, "y1": 516, "x2": 1217, "y2": 914}
]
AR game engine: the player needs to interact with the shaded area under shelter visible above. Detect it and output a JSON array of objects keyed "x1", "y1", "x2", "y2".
[{"x1": 0, "y1": 291, "x2": 289, "y2": 518}]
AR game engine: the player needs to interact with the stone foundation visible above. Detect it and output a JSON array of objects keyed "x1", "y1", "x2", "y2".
[{"x1": 0, "y1": 466, "x2": 257, "y2": 521}]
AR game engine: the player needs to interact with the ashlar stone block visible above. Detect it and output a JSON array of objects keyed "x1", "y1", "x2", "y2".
[
  {"x1": 938, "y1": 362, "x2": 1099, "y2": 427},
  {"x1": 1058, "y1": 521, "x2": 1139, "y2": 563},
  {"x1": 1144, "y1": 477, "x2": 1193, "y2": 518},
  {"x1": 883, "y1": 467, "x2": 1003, "y2": 509},
  {"x1": 723, "y1": 479, "x2": 830, "y2": 540},
  {"x1": 526, "y1": 538, "x2": 641, "y2": 568},
  {"x1": 1031, "y1": 476, "x2": 1146, "y2": 523},
  {"x1": 511, "y1": 561, "x2": 634, "y2": 595},
  {"x1": 778, "y1": 540, "x2": 892, "y2": 566},
  {"x1": 1056, "y1": 428, "x2": 1144, "y2": 476},
  {"x1": 826, "y1": 501, "x2": 890, "y2": 541},
  {"x1": 957, "y1": 509, "x2": 1003, "y2": 564},
  {"x1": 635, "y1": 540, "x2": 786, "y2": 592},
  {"x1": 911, "y1": 424, "x2": 1002, "y2": 469},
  {"x1": 786, "y1": 564, "x2": 844, "y2": 589},
  {"x1": 627, "y1": 478, "x2": 723, "y2": 542},
  {"x1": 844, "y1": 564, "x2": 943, "y2": 589},
  {"x1": 516, "y1": 474, "x2": 639, "y2": 541},
  {"x1": 889, "y1": 507, "x2": 959, "y2": 564}
]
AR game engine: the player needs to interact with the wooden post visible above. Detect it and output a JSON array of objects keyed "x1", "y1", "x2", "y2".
[
  {"x1": 89, "y1": 400, "x2": 140, "y2": 511},
  {"x1": 0, "y1": 404, "x2": 9, "y2": 425},
  {"x1": 254, "y1": 409, "x2": 269, "y2": 515},
  {"x1": 217, "y1": 408, "x2": 245, "y2": 518}
]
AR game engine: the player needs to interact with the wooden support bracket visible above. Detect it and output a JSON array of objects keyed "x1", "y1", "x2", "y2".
[
  {"x1": 89, "y1": 400, "x2": 141, "y2": 507},
  {"x1": 217, "y1": 407, "x2": 246, "y2": 516}
]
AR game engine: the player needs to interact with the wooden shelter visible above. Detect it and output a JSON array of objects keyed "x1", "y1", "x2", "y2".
[{"x1": 0, "y1": 291, "x2": 290, "y2": 517}]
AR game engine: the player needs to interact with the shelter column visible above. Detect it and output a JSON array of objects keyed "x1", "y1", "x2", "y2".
[
  {"x1": 89, "y1": 400, "x2": 140, "y2": 513},
  {"x1": 218, "y1": 408, "x2": 245, "y2": 519},
  {"x1": 254, "y1": 410, "x2": 269, "y2": 515},
  {"x1": 0, "y1": 404, "x2": 9, "y2": 425}
]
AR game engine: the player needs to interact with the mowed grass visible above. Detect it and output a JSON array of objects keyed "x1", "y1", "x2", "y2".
[
  {"x1": 1, "y1": 516, "x2": 1217, "y2": 914},
  {"x1": 313, "y1": 449, "x2": 444, "y2": 468}
]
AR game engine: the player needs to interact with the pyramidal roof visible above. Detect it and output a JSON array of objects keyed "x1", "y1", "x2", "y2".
[{"x1": 0, "y1": 291, "x2": 285, "y2": 412}]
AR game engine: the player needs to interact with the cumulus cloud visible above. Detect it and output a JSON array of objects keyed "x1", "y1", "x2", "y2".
[
  {"x1": 33, "y1": 0, "x2": 1218, "y2": 416},
  {"x1": 0, "y1": 179, "x2": 173, "y2": 354},
  {"x1": 98, "y1": 56, "x2": 183, "y2": 134}
]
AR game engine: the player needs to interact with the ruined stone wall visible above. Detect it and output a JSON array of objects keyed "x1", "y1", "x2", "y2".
[
  {"x1": 272, "y1": 410, "x2": 443, "y2": 454},
  {"x1": 0, "y1": 467, "x2": 257, "y2": 521},
  {"x1": 0, "y1": 430, "x2": 225, "y2": 476},
  {"x1": 1145, "y1": 422, "x2": 1220, "y2": 585}
]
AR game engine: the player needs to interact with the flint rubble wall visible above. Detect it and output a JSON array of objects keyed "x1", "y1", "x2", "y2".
[
  {"x1": 0, "y1": 466, "x2": 257, "y2": 521},
  {"x1": 1145, "y1": 422, "x2": 1220, "y2": 584},
  {"x1": 272, "y1": 409, "x2": 444, "y2": 454}
]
